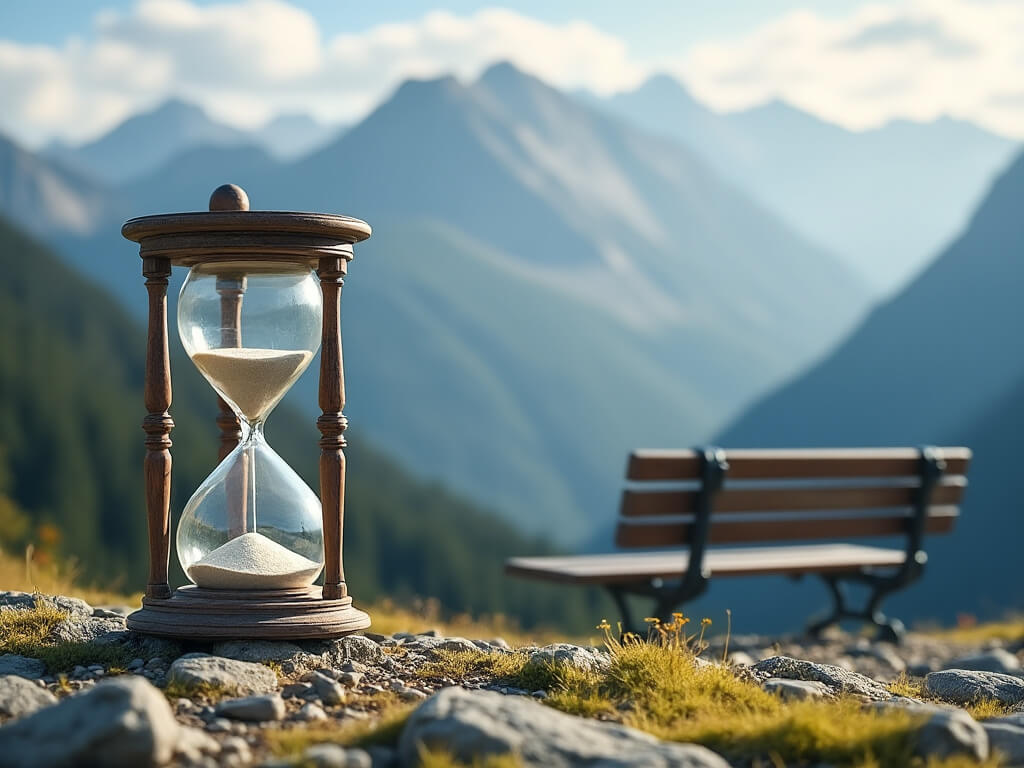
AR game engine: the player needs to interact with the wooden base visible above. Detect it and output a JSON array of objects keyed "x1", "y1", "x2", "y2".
[{"x1": 126, "y1": 585, "x2": 370, "y2": 640}]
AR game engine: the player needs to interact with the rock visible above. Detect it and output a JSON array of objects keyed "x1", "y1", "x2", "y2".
[
  {"x1": 0, "y1": 676, "x2": 178, "y2": 767},
  {"x1": 282, "y1": 682, "x2": 313, "y2": 699},
  {"x1": 0, "y1": 676, "x2": 57, "y2": 719},
  {"x1": 295, "y1": 702, "x2": 328, "y2": 721},
  {"x1": 752, "y1": 656, "x2": 891, "y2": 699},
  {"x1": 925, "y1": 669, "x2": 1024, "y2": 706},
  {"x1": 398, "y1": 687, "x2": 428, "y2": 702},
  {"x1": 175, "y1": 726, "x2": 221, "y2": 763},
  {"x1": 336, "y1": 636, "x2": 384, "y2": 665},
  {"x1": 489, "y1": 638, "x2": 511, "y2": 651},
  {"x1": 167, "y1": 653, "x2": 278, "y2": 696},
  {"x1": 946, "y1": 649, "x2": 1021, "y2": 675},
  {"x1": 0, "y1": 656, "x2": 45, "y2": 681},
  {"x1": 982, "y1": 721, "x2": 1024, "y2": 765},
  {"x1": 339, "y1": 671, "x2": 363, "y2": 687},
  {"x1": 0, "y1": 592, "x2": 93, "y2": 620},
  {"x1": 728, "y1": 651, "x2": 756, "y2": 667},
  {"x1": 528, "y1": 644, "x2": 610, "y2": 674},
  {"x1": 913, "y1": 709, "x2": 989, "y2": 762},
  {"x1": 303, "y1": 744, "x2": 373, "y2": 768},
  {"x1": 48, "y1": 616, "x2": 126, "y2": 645},
  {"x1": 435, "y1": 637, "x2": 479, "y2": 654},
  {"x1": 211, "y1": 639, "x2": 308, "y2": 665},
  {"x1": 399, "y1": 687, "x2": 729, "y2": 768},
  {"x1": 311, "y1": 671, "x2": 346, "y2": 705},
  {"x1": 216, "y1": 693, "x2": 286, "y2": 722},
  {"x1": 763, "y1": 678, "x2": 832, "y2": 701}
]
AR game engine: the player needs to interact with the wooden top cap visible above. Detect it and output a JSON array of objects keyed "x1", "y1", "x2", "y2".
[{"x1": 121, "y1": 184, "x2": 371, "y2": 268}]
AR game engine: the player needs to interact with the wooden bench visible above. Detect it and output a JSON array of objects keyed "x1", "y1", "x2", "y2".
[{"x1": 506, "y1": 446, "x2": 971, "y2": 641}]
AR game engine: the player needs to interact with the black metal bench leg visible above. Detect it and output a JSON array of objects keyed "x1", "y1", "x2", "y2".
[
  {"x1": 866, "y1": 586, "x2": 906, "y2": 644},
  {"x1": 806, "y1": 575, "x2": 907, "y2": 644},
  {"x1": 806, "y1": 575, "x2": 846, "y2": 638},
  {"x1": 607, "y1": 586, "x2": 637, "y2": 637}
]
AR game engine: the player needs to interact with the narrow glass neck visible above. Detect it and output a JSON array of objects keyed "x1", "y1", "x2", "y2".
[{"x1": 240, "y1": 420, "x2": 265, "y2": 445}]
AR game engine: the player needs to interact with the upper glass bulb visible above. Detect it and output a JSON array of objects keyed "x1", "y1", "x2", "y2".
[{"x1": 178, "y1": 262, "x2": 323, "y2": 425}]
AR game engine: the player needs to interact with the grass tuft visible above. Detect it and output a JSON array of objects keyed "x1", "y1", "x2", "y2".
[
  {"x1": 0, "y1": 601, "x2": 133, "y2": 673},
  {"x1": 266, "y1": 697, "x2": 415, "y2": 757},
  {"x1": 417, "y1": 747, "x2": 522, "y2": 768}
]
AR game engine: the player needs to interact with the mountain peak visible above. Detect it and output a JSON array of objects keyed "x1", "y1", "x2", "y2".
[{"x1": 635, "y1": 73, "x2": 696, "y2": 101}]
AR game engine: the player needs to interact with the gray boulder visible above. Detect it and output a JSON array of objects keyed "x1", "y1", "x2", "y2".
[
  {"x1": 0, "y1": 592, "x2": 93, "y2": 620},
  {"x1": 762, "y1": 678, "x2": 831, "y2": 701},
  {"x1": 752, "y1": 656, "x2": 890, "y2": 700},
  {"x1": 304, "y1": 744, "x2": 372, "y2": 768},
  {"x1": 216, "y1": 693, "x2": 285, "y2": 722},
  {"x1": 925, "y1": 669, "x2": 1024, "y2": 706},
  {"x1": 0, "y1": 676, "x2": 57, "y2": 719},
  {"x1": 211, "y1": 639, "x2": 307, "y2": 663},
  {"x1": 435, "y1": 637, "x2": 480, "y2": 654},
  {"x1": 913, "y1": 710, "x2": 989, "y2": 762},
  {"x1": 310, "y1": 671, "x2": 346, "y2": 705},
  {"x1": 301, "y1": 635, "x2": 383, "y2": 666},
  {"x1": 0, "y1": 657, "x2": 45, "y2": 681},
  {"x1": 528, "y1": 644, "x2": 610, "y2": 674},
  {"x1": 49, "y1": 616, "x2": 127, "y2": 645},
  {"x1": 0, "y1": 676, "x2": 177, "y2": 767},
  {"x1": 167, "y1": 653, "x2": 277, "y2": 695},
  {"x1": 399, "y1": 687, "x2": 729, "y2": 768},
  {"x1": 945, "y1": 649, "x2": 1021, "y2": 675},
  {"x1": 982, "y1": 721, "x2": 1024, "y2": 765}
]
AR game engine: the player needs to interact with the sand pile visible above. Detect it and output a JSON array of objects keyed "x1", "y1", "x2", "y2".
[
  {"x1": 187, "y1": 532, "x2": 323, "y2": 589},
  {"x1": 191, "y1": 347, "x2": 313, "y2": 422}
]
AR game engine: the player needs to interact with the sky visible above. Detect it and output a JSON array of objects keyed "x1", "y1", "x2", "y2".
[{"x1": 2, "y1": 0, "x2": 1022, "y2": 148}]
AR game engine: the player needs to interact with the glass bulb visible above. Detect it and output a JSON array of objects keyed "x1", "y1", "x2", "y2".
[{"x1": 176, "y1": 261, "x2": 325, "y2": 590}]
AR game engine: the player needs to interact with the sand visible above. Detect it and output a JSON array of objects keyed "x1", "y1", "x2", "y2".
[
  {"x1": 187, "y1": 531, "x2": 323, "y2": 590},
  {"x1": 190, "y1": 347, "x2": 313, "y2": 422}
]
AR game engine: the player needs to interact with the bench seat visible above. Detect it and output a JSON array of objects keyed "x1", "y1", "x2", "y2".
[{"x1": 507, "y1": 543, "x2": 907, "y2": 585}]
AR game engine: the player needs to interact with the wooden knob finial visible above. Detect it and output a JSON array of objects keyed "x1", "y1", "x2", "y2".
[{"x1": 209, "y1": 184, "x2": 250, "y2": 212}]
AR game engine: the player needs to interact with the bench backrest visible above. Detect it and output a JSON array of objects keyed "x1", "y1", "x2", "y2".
[{"x1": 615, "y1": 447, "x2": 971, "y2": 549}]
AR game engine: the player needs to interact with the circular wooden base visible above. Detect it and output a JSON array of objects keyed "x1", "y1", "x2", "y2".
[{"x1": 126, "y1": 585, "x2": 371, "y2": 640}]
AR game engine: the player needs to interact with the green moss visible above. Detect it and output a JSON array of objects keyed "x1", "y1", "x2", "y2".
[
  {"x1": 0, "y1": 602, "x2": 133, "y2": 673},
  {"x1": 417, "y1": 748, "x2": 523, "y2": 768},
  {"x1": 265, "y1": 699, "x2": 415, "y2": 757},
  {"x1": 163, "y1": 679, "x2": 237, "y2": 702}
]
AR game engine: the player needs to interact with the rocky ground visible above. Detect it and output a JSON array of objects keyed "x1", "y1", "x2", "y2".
[{"x1": 0, "y1": 592, "x2": 1022, "y2": 767}]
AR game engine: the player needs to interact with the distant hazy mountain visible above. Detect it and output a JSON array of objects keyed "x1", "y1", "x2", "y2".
[
  {"x1": 47, "y1": 99, "x2": 252, "y2": 184},
  {"x1": 594, "y1": 75, "x2": 1018, "y2": 291},
  {"x1": 0, "y1": 133, "x2": 116, "y2": 239},
  {"x1": 255, "y1": 113, "x2": 342, "y2": 160},
  {"x1": 707, "y1": 149, "x2": 1024, "y2": 628},
  {"x1": 4, "y1": 63, "x2": 870, "y2": 549},
  {"x1": 48, "y1": 100, "x2": 343, "y2": 183}
]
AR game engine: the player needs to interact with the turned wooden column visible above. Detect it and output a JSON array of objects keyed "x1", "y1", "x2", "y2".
[
  {"x1": 317, "y1": 255, "x2": 348, "y2": 600},
  {"x1": 210, "y1": 185, "x2": 249, "y2": 463},
  {"x1": 142, "y1": 256, "x2": 173, "y2": 599}
]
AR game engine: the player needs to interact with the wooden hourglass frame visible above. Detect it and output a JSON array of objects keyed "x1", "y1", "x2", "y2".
[{"x1": 123, "y1": 185, "x2": 372, "y2": 639}]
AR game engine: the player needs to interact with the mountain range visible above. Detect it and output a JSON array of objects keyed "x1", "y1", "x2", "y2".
[
  {"x1": 16, "y1": 62, "x2": 872, "y2": 548},
  {"x1": 706, "y1": 149, "x2": 1024, "y2": 630},
  {"x1": 45, "y1": 100, "x2": 341, "y2": 184},
  {"x1": 3, "y1": 60, "x2": 1022, "y2": 630},
  {"x1": 589, "y1": 75, "x2": 1018, "y2": 292}
]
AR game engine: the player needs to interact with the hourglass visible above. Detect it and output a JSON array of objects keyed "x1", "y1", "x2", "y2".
[{"x1": 122, "y1": 185, "x2": 372, "y2": 639}]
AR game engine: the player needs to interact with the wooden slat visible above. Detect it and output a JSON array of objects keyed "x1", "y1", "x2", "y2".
[
  {"x1": 627, "y1": 447, "x2": 972, "y2": 481},
  {"x1": 506, "y1": 543, "x2": 908, "y2": 585},
  {"x1": 614, "y1": 506, "x2": 959, "y2": 548},
  {"x1": 620, "y1": 476, "x2": 967, "y2": 517}
]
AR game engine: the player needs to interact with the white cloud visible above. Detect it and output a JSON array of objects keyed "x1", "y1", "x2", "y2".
[
  {"x1": 1, "y1": 0, "x2": 1023, "y2": 149},
  {"x1": 676, "y1": 0, "x2": 1024, "y2": 137},
  {"x1": 0, "y1": 1, "x2": 643, "y2": 147}
]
